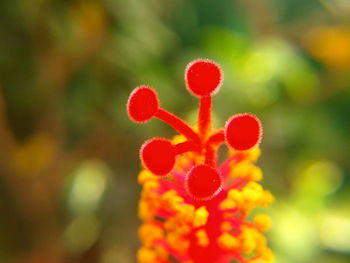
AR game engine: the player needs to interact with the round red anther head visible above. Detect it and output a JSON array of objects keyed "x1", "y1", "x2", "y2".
[
  {"x1": 225, "y1": 113, "x2": 262, "y2": 151},
  {"x1": 140, "y1": 138, "x2": 175, "y2": 176},
  {"x1": 127, "y1": 86, "x2": 159, "y2": 123},
  {"x1": 185, "y1": 165, "x2": 223, "y2": 200},
  {"x1": 185, "y1": 59, "x2": 223, "y2": 97}
]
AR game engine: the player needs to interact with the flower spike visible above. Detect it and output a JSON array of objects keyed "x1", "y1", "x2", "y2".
[{"x1": 128, "y1": 59, "x2": 274, "y2": 263}]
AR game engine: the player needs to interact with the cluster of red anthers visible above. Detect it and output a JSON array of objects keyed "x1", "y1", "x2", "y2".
[
  {"x1": 127, "y1": 59, "x2": 261, "y2": 201},
  {"x1": 127, "y1": 59, "x2": 273, "y2": 263}
]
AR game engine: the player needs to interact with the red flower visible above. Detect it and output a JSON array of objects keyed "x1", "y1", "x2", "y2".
[{"x1": 127, "y1": 59, "x2": 274, "y2": 263}]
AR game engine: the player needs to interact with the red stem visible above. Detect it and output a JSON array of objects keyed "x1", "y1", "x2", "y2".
[
  {"x1": 174, "y1": 141, "x2": 201, "y2": 155},
  {"x1": 155, "y1": 109, "x2": 200, "y2": 143},
  {"x1": 203, "y1": 130, "x2": 224, "y2": 167},
  {"x1": 198, "y1": 96, "x2": 212, "y2": 141},
  {"x1": 204, "y1": 145, "x2": 217, "y2": 167},
  {"x1": 207, "y1": 130, "x2": 225, "y2": 145}
]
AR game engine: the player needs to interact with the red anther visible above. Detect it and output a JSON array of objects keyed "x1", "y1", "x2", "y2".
[
  {"x1": 185, "y1": 165, "x2": 223, "y2": 200},
  {"x1": 127, "y1": 86, "x2": 159, "y2": 123},
  {"x1": 140, "y1": 138, "x2": 175, "y2": 176},
  {"x1": 225, "y1": 113, "x2": 262, "y2": 151},
  {"x1": 185, "y1": 59, "x2": 223, "y2": 97}
]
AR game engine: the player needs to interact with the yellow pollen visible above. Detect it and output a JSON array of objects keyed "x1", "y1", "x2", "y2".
[
  {"x1": 260, "y1": 247, "x2": 275, "y2": 262},
  {"x1": 139, "y1": 223, "x2": 164, "y2": 247},
  {"x1": 167, "y1": 232, "x2": 189, "y2": 254},
  {"x1": 138, "y1": 200, "x2": 153, "y2": 221},
  {"x1": 195, "y1": 229, "x2": 209, "y2": 247},
  {"x1": 177, "y1": 204, "x2": 195, "y2": 223},
  {"x1": 221, "y1": 221, "x2": 233, "y2": 232},
  {"x1": 239, "y1": 227, "x2": 261, "y2": 254},
  {"x1": 231, "y1": 161, "x2": 253, "y2": 178},
  {"x1": 164, "y1": 216, "x2": 191, "y2": 235},
  {"x1": 246, "y1": 147, "x2": 261, "y2": 162},
  {"x1": 217, "y1": 232, "x2": 239, "y2": 250},
  {"x1": 137, "y1": 247, "x2": 157, "y2": 263},
  {"x1": 154, "y1": 245, "x2": 168, "y2": 259},
  {"x1": 193, "y1": 206, "x2": 209, "y2": 227},
  {"x1": 228, "y1": 189, "x2": 243, "y2": 202},
  {"x1": 138, "y1": 170, "x2": 155, "y2": 184},
  {"x1": 219, "y1": 198, "x2": 236, "y2": 210},
  {"x1": 251, "y1": 247, "x2": 275, "y2": 263},
  {"x1": 260, "y1": 191, "x2": 275, "y2": 206},
  {"x1": 254, "y1": 214, "x2": 272, "y2": 232},
  {"x1": 162, "y1": 190, "x2": 184, "y2": 211},
  {"x1": 143, "y1": 179, "x2": 159, "y2": 192},
  {"x1": 250, "y1": 166, "x2": 263, "y2": 181}
]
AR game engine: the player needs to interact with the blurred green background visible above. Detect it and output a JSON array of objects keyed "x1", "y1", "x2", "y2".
[{"x1": 0, "y1": 0, "x2": 350, "y2": 262}]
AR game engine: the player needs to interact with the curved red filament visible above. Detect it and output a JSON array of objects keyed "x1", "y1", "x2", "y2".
[
  {"x1": 155, "y1": 108, "x2": 200, "y2": 144},
  {"x1": 174, "y1": 141, "x2": 201, "y2": 155}
]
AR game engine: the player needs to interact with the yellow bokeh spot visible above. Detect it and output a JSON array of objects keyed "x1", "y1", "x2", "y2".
[
  {"x1": 303, "y1": 26, "x2": 350, "y2": 70},
  {"x1": 13, "y1": 133, "x2": 57, "y2": 176}
]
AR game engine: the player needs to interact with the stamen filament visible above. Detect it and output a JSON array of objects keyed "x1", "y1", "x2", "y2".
[
  {"x1": 174, "y1": 141, "x2": 201, "y2": 155},
  {"x1": 204, "y1": 145, "x2": 217, "y2": 167},
  {"x1": 198, "y1": 96, "x2": 212, "y2": 141},
  {"x1": 155, "y1": 108, "x2": 200, "y2": 143},
  {"x1": 204, "y1": 130, "x2": 224, "y2": 167},
  {"x1": 207, "y1": 130, "x2": 225, "y2": 145}
]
